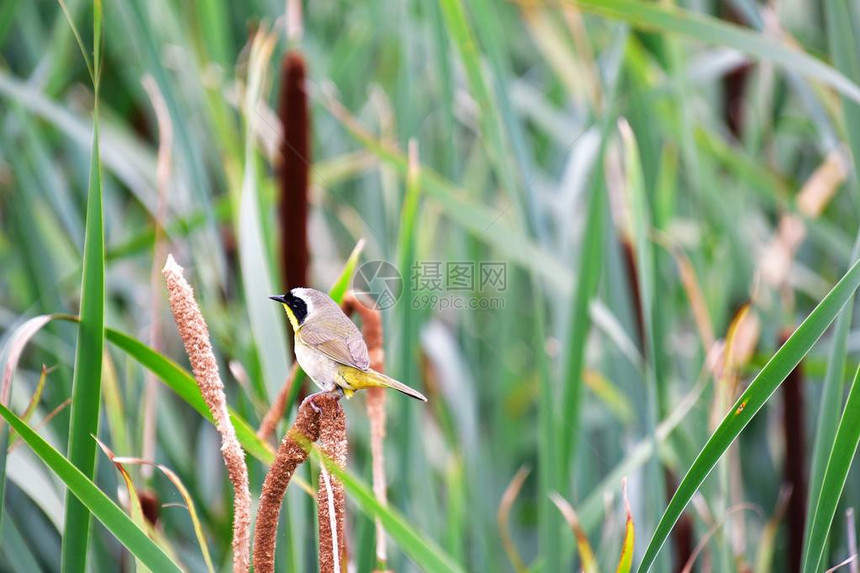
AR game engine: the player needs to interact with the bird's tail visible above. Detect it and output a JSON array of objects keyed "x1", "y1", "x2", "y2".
[{"x1": 341, "y1": 367, "x2": 428, "y2": 402}]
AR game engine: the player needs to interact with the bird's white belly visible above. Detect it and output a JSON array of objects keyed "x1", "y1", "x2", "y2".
[{"x1": 295, "y1": 341, "x2": 339, "y2": 391}]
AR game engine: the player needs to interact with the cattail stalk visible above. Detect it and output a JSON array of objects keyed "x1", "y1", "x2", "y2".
[
  {"x1": 277, "y1": 51, "x2": 311, "y2": 293},
  {"x1": 317, "y1": 397, "x2": 348, "y2": 573},
  {"x1": 781, "y1": 328, "x2": 806, "y2": 573},
  {"x1": 162, "y1": 255, "x2": 251, "y2": 572},
  {"x1": 253, "y1": 395, "x2": 326, "y2": 573},
  {"x1": 341, "y1": 293, "x2": 389, "y2": 568}
]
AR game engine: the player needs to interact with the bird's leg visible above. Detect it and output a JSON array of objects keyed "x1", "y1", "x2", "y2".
[{"x1": 300, "y1": 388, "x2": 343, "y2": 414}]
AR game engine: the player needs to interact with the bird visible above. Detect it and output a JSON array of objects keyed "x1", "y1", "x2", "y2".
[{"x1": 270, "y1": 288, "x2": 427, "y2": 402}]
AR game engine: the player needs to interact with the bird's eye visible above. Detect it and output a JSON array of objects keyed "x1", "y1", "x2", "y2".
[{"x1": 285, "y1": 293, "x2": 308, "y2": 324}]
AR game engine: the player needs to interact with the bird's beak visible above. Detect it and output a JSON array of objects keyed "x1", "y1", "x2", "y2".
[{"x1": 269, "y1": 294, "x2": 288, "y2": 304}]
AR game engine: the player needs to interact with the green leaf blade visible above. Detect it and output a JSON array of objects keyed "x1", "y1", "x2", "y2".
[
  {"x1": 559, "y1": 154, "x2": 605, "y2": 482},
  {"x1": 61, "y1": 85, "x2": 104, "y2": 573},
  {"x1": 638, "y1": 257, "x2": 860, "y2": 571},
  {"x1": 313, "y1": 445, "x2": 466, "y2": 573},
  {"x1": 570, "y1": 0, "x2": 860, "y2": 104},
  {"x1": 0, "y1": 404, "x2": 181, "y2": 572},
  {"x1": 825, "y1": 0, "x2": 860, "y2": 183},
  {"x1": 103, "y1": 327, "x2": 275, "y2": 465},
  {"x1": 802, "y1": 364, "x2": 860, "y2": 572}
]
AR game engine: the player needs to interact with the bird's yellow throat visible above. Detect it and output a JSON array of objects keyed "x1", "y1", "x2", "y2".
[{"x1": 281, "y1": 303, "x2": 300, "y2": 331}]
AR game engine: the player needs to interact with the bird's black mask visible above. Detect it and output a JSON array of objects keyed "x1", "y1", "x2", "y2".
[{"x1": 269, "y1": 292, "x2": 308, "y2": 325}]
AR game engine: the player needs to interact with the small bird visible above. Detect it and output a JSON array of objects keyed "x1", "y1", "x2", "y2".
[{"x1": 270, "y1": 288, "x2": 427, "y2": 402}]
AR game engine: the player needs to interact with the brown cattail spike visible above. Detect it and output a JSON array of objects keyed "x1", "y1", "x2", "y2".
[
  {"x1": 161, "y1": 255, "x2": 251, "y2": 573},
  {"x1": 278, "y1": 51, "x2": 311, "y2": 293},
  {"x1": 317, "y1": 397, "x2": 348, "y2": 573},
  {"x1": 253, "y1": 394, "x2": 327, "y2": 573}
]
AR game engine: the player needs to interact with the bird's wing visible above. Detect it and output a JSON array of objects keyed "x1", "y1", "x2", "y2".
[{"x1": 298, "y1": 321, "x2": 370, "y2": 370}]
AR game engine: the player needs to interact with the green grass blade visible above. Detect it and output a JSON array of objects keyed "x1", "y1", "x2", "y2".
[
  {"x1": 802, "y1": 364, "x2": 860, "y2": 572},
  {"x1": 802, "y1": 244, "x2": 860, "y2": 563},
  {"x1": 55, "y1": 0, "x2": 93, "y2": 82},
  {"x1": 804, "y1": 1, "x2": 860, "y2": 561},
  {"x1": 322, "y1": 110, "x2": 571, "y2": 290},
  {"x1": 620, "y1": 122, "x2": 666, "y2": 541},
  {"x1": 0, "y1": 424, "x2": 8, "y2": 536},
  {"x1": 238, "y1": 163, "x2": 291, "y2": 400},
  {"x1": 535, "y1": 290, "x2": 561, "y2": 573},
  {"x1": 312, "y1": 444, "x2": 466, "y2": 573},
  {"x1": 0, "y1": 69, "x2": 158, "y2": 210},
  {"x1": 579, "y1": 374, "x2": 706, "y2": 533},
  {"x1": 559, "y1": 149, "x2": 606, "y2": 481},
  {"x1": 328, "y1": 239, "x2": 366, "y2": 302},
  {"x1": 0, "y1": 403, "x2": 181, "y2": 572},
  {"x1": 638, "y1": 256, "x2": 860, "y2": 571},
  {"x1": 825, "y1": 0, "x2": 860, "y2": 181},
  {"x1": 0, "y1": 0, "x2": 21, "y2": 47},
  {"x1": 437, "y1": 0, "x2": 527, "y2": 228},
  {"x1": 238, "y1": 161, "x2": 291, "y2": 400},
  {"x1": 62, "y1": 2, "x2": 104, "y2": 566},
  {"x1": 569, "y1": 0, "x2": 860, "y2": 104},
  {"x1": 3, "y1": 313, "x2": 274, "y2": 464},
  {"x1": 2, "y1": 515, "x2": 41, "y2": 573},
  {"x1": 102, "y1": 327, "x2": 275, "y2": 464},
  {"x1": 467, "y1": 0, "x2": 542, "y2": 239},
  {"x1": 427, "y1": 1, "x2": 457, "y2": 179},
  {"x1": 393, "y1": 145, "x2": 429, "y2": 562},
  {"x1": 237, "y1": 33, "x2": 289, "y2": 402}
]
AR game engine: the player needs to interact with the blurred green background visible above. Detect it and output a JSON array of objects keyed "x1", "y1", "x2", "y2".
[{"x1": 3, "y1": 0, "x2": 860, "y2": 571}]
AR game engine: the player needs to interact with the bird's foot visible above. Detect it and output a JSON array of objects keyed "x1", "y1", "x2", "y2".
[
  {"x1": 301, "y1": 389, "x2": 343, "y2": 414},
  {"x1": 301, "y1": 392, "x2": 323, "y2": 414}
]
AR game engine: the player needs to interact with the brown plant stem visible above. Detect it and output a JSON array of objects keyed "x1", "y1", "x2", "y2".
[
  {"x1": 781, "y1": 328, "x2": 806, "y2": 573},
  {"x1": 721, "y1": 4, "x2": 752, "y2": 139},
  {"x1": 620, "y1": 238, "x2": 645, "y2": 347},
  {"x1": 257, "y1": 362, "x2": 300, "y2": 441},
  {"x1": 253, "y1": 395, "x2": 326, "y2": 573},
  {"x1": 620, "y1": 237, "x2": 693, "y2": 569},
  {"x1": 317, "y1": 397, "x2": 348, "y2": 573},
  {"x1": 162, "y1": 255, "x2": 251, "y2": 572},
  {"x1": 665, "y1": 471, "x2": 694, "y2": 571},
  {"x1": 341, "y1": 293, "x2": 390, "y2": 567}
]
